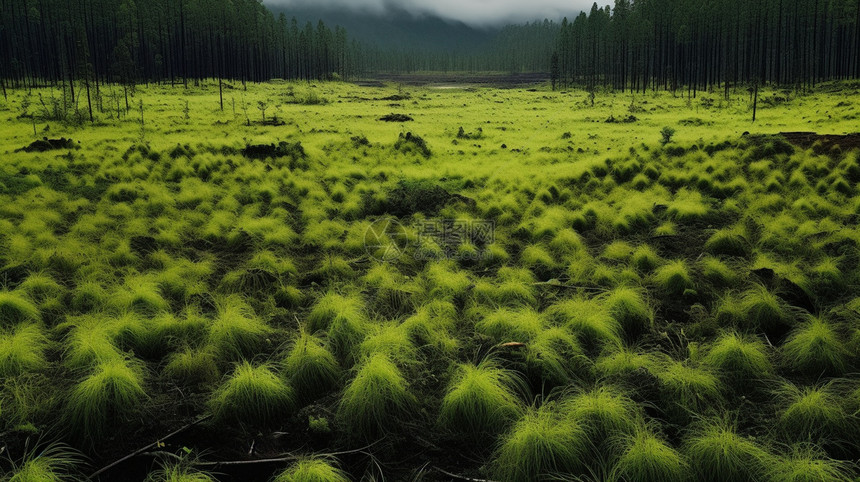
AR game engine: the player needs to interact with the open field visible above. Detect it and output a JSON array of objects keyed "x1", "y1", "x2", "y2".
[{"x1": 2, "y1": 80, "x2": 860, "y2": 480}]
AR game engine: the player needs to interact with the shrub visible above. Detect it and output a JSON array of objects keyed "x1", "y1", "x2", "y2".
[
  {"x1": 0, "y1": 322, "x2": 49, "y2": 377},
  {"x1": 271, "y1": 457, "x2": 350, "y2": 482},
  {"x1": 610, "y1": 428, "x2": 687, "y2": 482},
  {"x1": 209, "y1": 362, "x2": 295, "y2": 425},
  {"x1": 283, "y1": 332, "x2": 340, "y2": 403},
  {"x1": 781, "y1": 315, "x2": 849, "y2": 376},
  {"x1": 703, "y1": 332, "x2": 772, "y2": 381},
  {"x1": 337, "y1": 353, "x2": 414, "y2": 438},
  {"x1": 493, "y1": 403, "x2": 589, "y2": 482},
  {"x1": 66, "y1": 358, "x2": 147, "y2": 439},
  {"x1": 439, "y1": 361, "x2": 524, "y2": 436},
  {"x1": 684, "y1": 419, "x2": 771, "y2": 481}
]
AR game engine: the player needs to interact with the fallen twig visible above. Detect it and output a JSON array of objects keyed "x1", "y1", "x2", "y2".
[
  {"x1": 433, "y1": 465, "x2": 498, "y2": 482},
  {"x1": 195, "y1": 440, "x2": 382, "y2": 468},
  {"x1": 88, "y1": 414, "x2": 212, "y2": 480}
]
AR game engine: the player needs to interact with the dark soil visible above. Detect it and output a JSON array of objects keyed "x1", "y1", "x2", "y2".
[
  {"x1": 18, "y1": 137, "x2": 78, "y2": 152},
  {"x1": 379, "y1": 113, "x2": 413, "y2": 122},
  {"x1": 779, "y1": 132, "x2": 860, "y2": 152}
]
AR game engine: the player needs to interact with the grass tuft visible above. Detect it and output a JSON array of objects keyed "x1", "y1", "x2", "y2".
[
  {"x1": 438, "y1": 361, "x2": 524, "y2": 436},
  {"x1": 0, "y1": 291, "x2": 40, "y2": 325},
  {"x1": 774, "y1": 381, "x2": 847, "y2": 442},
  {"x1": 684, "y1": 419, "x2": 771, "y2": 481},
  {"x1": 653, "y1": 260, "x2": 694, "y2": 295},
  {"x1": 209, "y1": 362, "x2": 295, "y2": 425},
  {"x1": 493, "y1": 402, "x2": 589, "y2": 482},
  {"x1": 271, "y1": 457, "x2": 350, "y2": 482},
  {"x1": 781, "y1": 315, "x2": 849, "y2": 376},
  {"x1": 283, "y1": 331, "x2": 341, "y2": 402},
  {"x1": 208, "y1": 296, "x2": 271, "y2": 360},
  {"x1": 0, "y1": 322, "x2": 49, "y2": 377},
  {"x1": 610, "y1": 427, "x2": 687, "y2": 482},
  {"x1": 337, "y1": 353, "x2": 414, "y2": 438},
  {"x1": 703, "y1": 331, "x2": 772, "y2": 381},
  {"x1": 66, "y1": 358, "x2": 147, "y2": 439}
]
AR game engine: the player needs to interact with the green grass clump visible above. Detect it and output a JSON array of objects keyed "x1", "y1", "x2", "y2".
[
  {"x1": 271, "y1": 457, "x2": 350, "y2": 482},
  {"x1": 493, "y1": 403, "x2": 588, "y2": 482},
  {"x1": 439, "y1": 361, "x2": 524, "y2": 436},
  {"x1": 595, "y1": 347, "x2": 659, "y2": 379},
  {"x1": 610, "y1": 428, "x2": 687, "y2": 482},
  {"x1": 775, "y1": 381, "x2": 847, "y2": 441},
  {"x1": 525, "y1": 327, "x2": 584, "y2": 384},
  {"x1": 423, "y1": 261, "x2": 472, "y2": 302},
  {"x1": 683, "y1": 419, "x2": 771, "y2": 481},
  {"x1": 604, "y1": 286, "x2": 652, "y2": 339},
  {"x1": 700, "y1": 257, "x2": 738, "y2": 286},
  {"x1": 0, "y1": 291, "x2": 40, "y2": 325},
  {"x1": 703, "y1": 332, "x2": 772, "y2": 381},
  {"x1": 306, "y1": 292, "x2": 367, "y2": 360},
  {"x1": 207, "y1": 297, "x2": 271, "y2": 359},
  {"x1": 62, "y1": 316, "x2": 124, "y2": 369},
  {"x1": 337, "y1": 353, "x2": 414, "y2": 438},
  {"x1": 739, "y1": 284, "x2": 789, "y2": 335},
  {"x1": 66, "y1": 358, "x2": 147, "y2": 439},
  {"x1": 562, "y1": 386, "x2": 639, "y2": 441},
  {"x1": 667, "y1": 189, "x2": 711, "y2": 223},
  {"x1": 545, "y1": 297, "x2": 622, "y2": 348},
  {"x1": 656, "y1": 360, "x2": 722, "y2": 412},
  {"x1": 283, "y1": 332, "x2": 341, "y2": 402},
  {"x1": 765, "y1": 446, "x2": 853, "y2": 482},
  {"x1": 358, "y1": 323, "x2": 416, "y2": 362},
  {"x1": 400, "y1": 301, "x2": 458, "y2": 353},
  {"x1": 781, "y1": 315, "x2": 849, "y2": 376},
  {"x1": 0, "y1": 323, "x2": 49, "y2": 377},
  {"x1": 476, "y1": 307, "x2": 543, "y2": 343},
  {"x1": 145, "y1": 461, "x2": 215, "y2": 482},
  {"x1": 653, "y1": 260, "x2": 694, "y2": 295},
  {"x1": 705, "y1": 227, "x2": 750, "y2": 257},
  {"x1": 162, "y1": 347, "x2": 220, "y2": 385},
  {"x1": 209, "y1": 362, "x2": 295, "y2": 425},
  {"x1": 6, "y1": 443, "x2": 80, "y2": 482},
  {"x1": 631, "y1": 245, "x2": 662, "y2": 272}
]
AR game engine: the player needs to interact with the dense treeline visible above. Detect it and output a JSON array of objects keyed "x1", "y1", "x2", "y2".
[
  {"x1": 0, "y1": 0, "x2": 360, "y2": 92},
  {"x1": 554, "y1": 0, "x2": 860, "y2": 93},
  {"x1": 2, "y1": 0, "x2": 858, "y2": 94}
]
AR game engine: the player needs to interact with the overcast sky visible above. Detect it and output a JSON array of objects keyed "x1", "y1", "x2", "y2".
[{"x1": 262, "y1": 0, "x2": 607, "y2": 27}]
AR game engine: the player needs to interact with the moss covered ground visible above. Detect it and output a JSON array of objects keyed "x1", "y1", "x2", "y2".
[{"x1": 1, "y1": 80, "x2": 860, "y2": 480}]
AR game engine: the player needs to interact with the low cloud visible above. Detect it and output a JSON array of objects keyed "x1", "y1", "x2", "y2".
[{"x1": 263, "y1": 0, "x2": 602, "y2": 26}]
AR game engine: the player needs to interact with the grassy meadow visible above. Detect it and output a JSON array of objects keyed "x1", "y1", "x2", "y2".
[{"x1": 1, "y1": 79, "x2": 860, "y2": 480}]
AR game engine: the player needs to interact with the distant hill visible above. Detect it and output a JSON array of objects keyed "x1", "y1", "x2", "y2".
[{"x1": 268, "y1": 6, "x2": 498, "y2": 53}]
